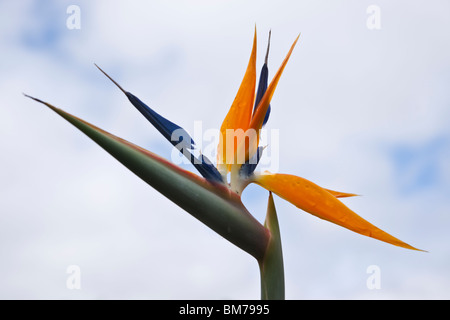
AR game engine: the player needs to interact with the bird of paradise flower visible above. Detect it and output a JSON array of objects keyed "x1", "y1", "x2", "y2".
[{"x1": 25, "y1": 28, "x2": 423, "y2": 299}]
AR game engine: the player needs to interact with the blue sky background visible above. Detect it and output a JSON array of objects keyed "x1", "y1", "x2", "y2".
[{"x1": 1, "y1": 0, "x2": 450, "y2": 299}]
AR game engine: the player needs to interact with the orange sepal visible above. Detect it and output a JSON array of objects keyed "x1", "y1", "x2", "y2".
[
  {"x1": 250, "y1": 34, "x2": 300, "y2": 133},
  {"x1": 239, "y1": 34, "x2": 300, "y2": 163},
  {"x1": 217, "y1": 29, "x2": 257, "y2": 172},
  {"x1": 323, "y1": 188, "x2": 360, "y2": 198},
  {"x1": 251, "y1": 172, "x2": 423, "y2": 251}
]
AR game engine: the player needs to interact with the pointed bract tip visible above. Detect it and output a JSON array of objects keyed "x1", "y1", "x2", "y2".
[
  {"x1": 23, "y1": 93, "x2": 60, "y2": 113},
  {"x1": 23, "y1": 93, "x2": 44, "y2": 104},
  {"x1": 94, "y1": 63, "x2": 127, "y2": 94}
]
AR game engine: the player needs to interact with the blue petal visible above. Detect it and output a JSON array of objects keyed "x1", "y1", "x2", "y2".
[
  {"x1": 194, "y1": 154, "x2": 224, "y2": 183},
  {"x1": 253, "y1": 63, "x2": 271, "y2": 126},
  {"x1": 125, "y1": 92, "x2": 194, "y2": 150},
  {"x1": 239, "y1": 146, "x2": 264, "y2": 177},
  {"x1": 96, "y1": 65, "x2": 223, "y2": 183},
  {"x1": 253, "y1": 31, "x2": 271, "y2": 126},
  {"x1": 126, "y1": 92, "x2": 223, "y2": 183}
]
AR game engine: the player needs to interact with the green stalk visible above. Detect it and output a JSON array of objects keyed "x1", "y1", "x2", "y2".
[{"x1": 259, "y1": 192, "x2": 285, "y2": 300}]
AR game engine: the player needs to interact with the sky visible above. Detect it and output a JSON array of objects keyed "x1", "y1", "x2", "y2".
[{"x1": 1, "y1": 0, "x2": 450, "y2": 299}]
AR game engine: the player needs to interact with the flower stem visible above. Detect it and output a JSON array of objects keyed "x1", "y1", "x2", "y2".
[{"x1": 259, "y1": 192, "x2": 285, "y2": 300}]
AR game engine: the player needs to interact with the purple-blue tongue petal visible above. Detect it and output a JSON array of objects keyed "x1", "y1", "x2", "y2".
[
  {"x1": 239, "y1": 146, "x2": 264, "y2": 177},
  {"x1": 125, "y1": 92, "x2": 223, "y2": 183},
  {"x1": 253, "y1": 31, "x2": 271, "y2": 126},
  {"x1": 125, "y1": 92, "x2": 194, "y2": 150},
  {"x1": 96, "y1": 65, "x2": 223, "y2": 183}
]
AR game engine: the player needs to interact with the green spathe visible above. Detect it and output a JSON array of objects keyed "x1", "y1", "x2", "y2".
[{"x1": 23, "y1": 94, "x2": 269, "y2": 261}]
